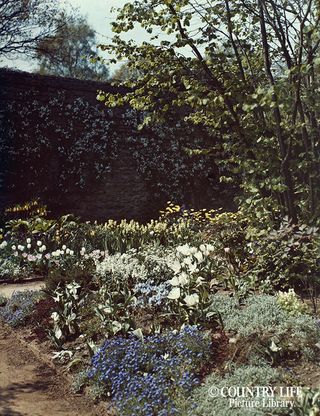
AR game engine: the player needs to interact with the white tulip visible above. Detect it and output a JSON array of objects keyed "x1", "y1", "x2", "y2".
[
  {"x1": 177, "y1": 244, "x2": 191, "y2": 256},
  {"x1": 168, "y1": 276, "x2": 180, "y2": 286},
  {"x1": 167, "y1": 287, "x2": 181, "y2": 300},
  {"x1": 184, "y1": 293, "x2": 199, "y2": 307}
]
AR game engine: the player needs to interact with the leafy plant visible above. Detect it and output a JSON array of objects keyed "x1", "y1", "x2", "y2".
[
  {"x1": 292, "y1": 388, "x2": 320, "y2": 416},
  {"x1": 48, "y1": 281, "x2": 84, "y2": 345},
  {"x1": 209, "y1": 294, "x2": 320, "y2": 364},
  {"x1": 94, "y1": 282, "x2": 137, "y2": 338}
]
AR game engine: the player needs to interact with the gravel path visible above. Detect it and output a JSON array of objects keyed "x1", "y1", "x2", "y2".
[
  {"x1": 0, "y1": 322, "x2": 104, "y2": 416},
  {"x1": 0, "y1": 281, "x2": 45, "y2": 298}
]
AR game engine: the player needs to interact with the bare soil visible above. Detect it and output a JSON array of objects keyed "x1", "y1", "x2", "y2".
[{"x1": 0, "y1": 322, "x2": 105, "y2": 416}]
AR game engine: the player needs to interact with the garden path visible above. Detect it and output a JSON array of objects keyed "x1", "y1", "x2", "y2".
[
  {"x1": 0, "y1": 322, "x2": 104, "y2": 416},
  {"x1": 0, "y1": 281, "x2": 45, "y2": 298}
]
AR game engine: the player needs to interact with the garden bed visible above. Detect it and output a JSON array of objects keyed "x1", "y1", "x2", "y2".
[{"x1": 1, "y1": 205, "x2": 320, "y2": 415}]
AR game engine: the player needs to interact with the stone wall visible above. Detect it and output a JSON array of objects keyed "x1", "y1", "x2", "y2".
[{"x1": 0, "y1": 69, "x2": 227, "y2": 221}]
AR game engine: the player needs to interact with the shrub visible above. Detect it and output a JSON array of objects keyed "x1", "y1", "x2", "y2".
[
  {"x1": 209, "y1": 294, "x2": 320, "y2": 363},
  {"x1": 246, "y1": 221, "x2": 320, "y2": 291},
  {"x1": 88, "y1": 326, "x2": 211, "y2": 415}
]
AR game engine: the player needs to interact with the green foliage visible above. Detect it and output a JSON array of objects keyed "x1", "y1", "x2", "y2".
[
  {"x1": 246, "y1": 221, "x2": 320, "y2": 291},
  {"x1": 209, "y1": 294, "x2": 320, "y2": 364},
  {"x1": 101, "y1": 218, "x2": 193, "y2": 254},
  {"x1": 93, "y1": 280, "x2": 136, "y2": 338},
  {"x1": 293, "y1": 388, "x2": 320, "y2": 416},
  {"x1": 48, "y1": 281, "x2": 84, "y2": 346},
  {"x1": 99, "y1": 0, "x2": 320, "y2": 222}
]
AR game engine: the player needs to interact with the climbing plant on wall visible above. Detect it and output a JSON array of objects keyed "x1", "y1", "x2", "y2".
[{"x1": 0, "y1": 84, "x2": 224, "y2": 206}]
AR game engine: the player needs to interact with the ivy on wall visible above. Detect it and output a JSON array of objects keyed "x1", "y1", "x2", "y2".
[
  {"x1": 1, "y1": 90, "x2": 119, "y2": 195},
  {"x1": 0, "y1": 89, "x2": 219, "y2": 204}
]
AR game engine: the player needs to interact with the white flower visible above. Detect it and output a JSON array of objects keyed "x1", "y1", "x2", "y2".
[
  {"x1": 17, "y1": 245, "x2": 25, "y2": 251},
  {"x1": 27, "y1": 244, "x2": 31, "y2": 249},
  {"x1": 199, "y1": 244, "x2": 206, "y2": 252},
  {"x1": 167, "y1": 271, "x2": 188, "y2": 287},
  {"x1": 167, "y1": 287, "x2": 181, "y2": 300},
  {"x1": 183, "y1": 256, "x2": 193, "y2": 266},
  {"x1": 176, "y1": 244, "x2": 191, "y2": 256},
  {"x1": 206, "y1": 244, "x2": 215, "y2": 252},
  {"x1": 12, "y1": 245, "x2": 16, "y2": 251},
  {"x1": 62, "y1": 245, "x2": 67, "y2": 250},
  {"x1": 40, "y1": 245, "x2": 46, "y2": 252},
  {"x1": 51, "y1": 312, "x2": 59, "y2": 322},
  {"x1": 168, "y1": 276, "x2": 180, "y2": 286},
  {"x1": 26, "y1": 238, "x2": 31, "y2": 244},
  {"x1": 184, "y1": 293, "x2": 199, "y2": 307},
  {"x1": 0, "y1": 241, "x2": 8, "y2": 249},
  {"x1": 69, "y1": 250, "x2": 74, "y2": 255},
  {"x1": 270, "y1": 341, "x2": 281, "y2": 352},
  {"x1": 66, "y1": 248, "x2": 70, "y2": 254},
  {"x1": 178, "y1": 272, "x2": 188, "y2": 286},
  {"x1": 194, "y1": 251, "x2": 204, "y2": 263},
  {"x1": 37, "y1": 241, "x2": 42, "y2": 247},
  {"x1": 170, "y1": 260, "x2": 181, "y2": 274}
]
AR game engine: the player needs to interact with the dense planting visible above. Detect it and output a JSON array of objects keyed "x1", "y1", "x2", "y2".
[{"x1": 0, "y1": 202, "x2": 320, "y2": 415}]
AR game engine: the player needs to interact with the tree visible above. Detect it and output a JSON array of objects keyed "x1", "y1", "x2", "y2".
[
  {"x1": 0, "y1": 0, "x2": 60, "y2": 57},
  {"x1": 111, "y1": 63, "x2": 141, "y2": 82},
  {"x1": 37, "y1": 14, "x2": 109, "y2": 81},
  {"x1": 98, "y1": 0, "x2": 320, "y2": 223}
]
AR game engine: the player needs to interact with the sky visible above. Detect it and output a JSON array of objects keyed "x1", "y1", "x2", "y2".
[{"x1": 0, "y1": 0, "x2": 149, "y2": 74}]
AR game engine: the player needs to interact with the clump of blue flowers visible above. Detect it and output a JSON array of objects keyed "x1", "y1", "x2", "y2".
[
  {"x1": 0, "y1": 290, "x2": 39, "y2": 327},
  {"x1": 133, "y1": 280, "x2": 170, "y2": 307},
  {"x1": 88, "y1": 326, "x2": 211, "y2": 416}
]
